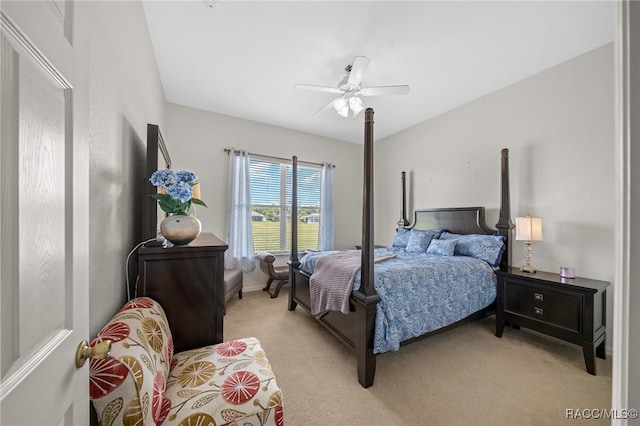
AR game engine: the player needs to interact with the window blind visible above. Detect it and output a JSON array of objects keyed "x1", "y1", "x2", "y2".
[{"x1": 249, "y1": 158, "x2": 320, "y2": 252}]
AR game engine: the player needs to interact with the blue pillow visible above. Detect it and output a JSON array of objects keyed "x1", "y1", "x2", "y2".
[
  {"x1": 439, "y1": 231, "x2": 506, "y2": 268},
  {"x1": 405, "y1": 229, "x2": 440, "y2": 253},
  {"x1": 427, "y1": 239, "x2": 457, "y2": 256},
  {"x1": 392, "y1": 228, "x2": 411, "y2": 248}
]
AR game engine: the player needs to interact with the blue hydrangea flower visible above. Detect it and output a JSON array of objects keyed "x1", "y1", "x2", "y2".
[
  {"x1": 149, "y1": 168, "x2": 206, "y2": 214},
  {"x1": 150, "y1": 169, "x2": 177, "y2": 190},
  {"x1": 166, "y1": 181, "x2": 193, "y2": 203},
  {"x1": 176, "y1": 170, "x2": 198, "y2": 185}
]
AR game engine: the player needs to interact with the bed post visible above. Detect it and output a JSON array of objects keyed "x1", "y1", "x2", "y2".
[
  {"x1": 352, "y1": 108, "x2": 380, "y2": 388},
  {"x1": 288, "y1": 156, "x2": 300, "y2": 311},
  {"x1": 359, "y1": 109, "x2": 376, "y2": 298},
  {"x1": 397, "y1": 171, "x2": 410, "y2": 228},
  {"x1": 495, "y1": 148, "x2": 514, "y2": 271}
]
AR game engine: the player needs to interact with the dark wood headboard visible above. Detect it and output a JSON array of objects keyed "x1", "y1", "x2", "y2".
[
  {"x1": 412, "y1": 206, "x2": 509, "y2": 271},
  {"x1": 412, "y1": 207, "x2": 495, "y2": 235}
]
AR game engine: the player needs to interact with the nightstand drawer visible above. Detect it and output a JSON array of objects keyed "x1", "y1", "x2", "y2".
[{"x1": 504, "y1": 282, "x2": 582, "y2": 332}]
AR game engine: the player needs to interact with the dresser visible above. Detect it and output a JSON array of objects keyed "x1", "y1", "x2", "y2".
[
  {"x1": 137, "y1": 232, "x2": 228, "y2": 352},
  {"x1": 495, "y1": 267, "x2": 610, "y2": 375}
]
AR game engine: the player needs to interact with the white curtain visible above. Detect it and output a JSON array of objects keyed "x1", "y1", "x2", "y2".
[
  {"x1": 317, "y1": 163, "x2": 334, "y2": 251},
  {"x1": 225, "y1": 150, "x2": 256, "y2": 272}
]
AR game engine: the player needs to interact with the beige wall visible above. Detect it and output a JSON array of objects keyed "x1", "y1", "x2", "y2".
[
  {"x1": 377, "y1": 44, "x2": 615, "y2": 351},
  {"x1": 87, "y1": 1, "x2": 165, "y2": 335},
  {"x1": 164, "y1": 102, "x2": 363, "y2": 290}
]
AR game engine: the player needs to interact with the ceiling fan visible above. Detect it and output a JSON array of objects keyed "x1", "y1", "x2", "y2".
[{"x1": 295, "y1": 56, "x2": 410, "y2": 118}]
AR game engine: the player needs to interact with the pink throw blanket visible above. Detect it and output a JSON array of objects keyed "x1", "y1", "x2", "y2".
[{"x1": 310, "y1": 251, "x2": 396, "y2": 318}]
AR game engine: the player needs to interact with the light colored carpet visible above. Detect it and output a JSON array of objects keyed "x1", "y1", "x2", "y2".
[{"x1": 224, "y1": 288, "x2": 612, "y2": 426}]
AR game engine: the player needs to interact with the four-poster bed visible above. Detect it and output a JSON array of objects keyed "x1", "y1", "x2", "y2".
[{"x1": 288, "y1": 108, "x2": 514, "y2": 388}]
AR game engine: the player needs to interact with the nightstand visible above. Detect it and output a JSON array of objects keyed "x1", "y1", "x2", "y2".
[{"x1": 495, "y1": 267, "x2": 610, "y2": 375}]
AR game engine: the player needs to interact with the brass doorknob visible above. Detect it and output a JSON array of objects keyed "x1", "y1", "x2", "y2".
[{"x1": 75, "y1": 340, "x2": 111, "y2": 368}]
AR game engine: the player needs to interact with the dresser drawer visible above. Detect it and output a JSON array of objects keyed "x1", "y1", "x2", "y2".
[{"x1": 504, "y1": 282, "x2": 583, "y2": 332}]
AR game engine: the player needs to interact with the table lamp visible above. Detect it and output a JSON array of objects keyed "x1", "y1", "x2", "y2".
[{"x1": 515, "y1": 214, "x2": 543, "y2": 273}]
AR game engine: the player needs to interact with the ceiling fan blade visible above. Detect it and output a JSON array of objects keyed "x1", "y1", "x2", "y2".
[
  {"x1": 347, "y1": 56, "x2": 370, "y2": 87},
  {"x1": 359, "y1": 85, "x2": 410, "y2": 96},
  {"x1": 312, "y1": 97, "x2": 339, "y2": 117},
  {"x1": 295, "y1": 84, "x2": 342, "y2": 95}
]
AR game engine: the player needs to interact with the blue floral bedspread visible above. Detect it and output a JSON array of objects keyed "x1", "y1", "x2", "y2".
[{"x1": 299, "y1": 247, "x2": 497, "y2": 353}]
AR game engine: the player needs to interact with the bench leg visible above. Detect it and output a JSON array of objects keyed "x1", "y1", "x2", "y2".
[
  {"x1": 263, "y1": 277, "x2": 274, "y2": 293},
  {"x1": 268, "y1": 280, "x2": 289, "y2": 298}
]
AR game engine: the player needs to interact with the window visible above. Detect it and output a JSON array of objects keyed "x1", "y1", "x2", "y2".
[{"x1": 249, "y1": 157, "x2": 320, "y2": 253}]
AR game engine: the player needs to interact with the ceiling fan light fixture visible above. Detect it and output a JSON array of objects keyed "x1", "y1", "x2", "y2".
[
  {"x1": 349, "y1": 96, "x2": 364, "y2": 116},
  {"x1": 333, "y1": 97, "x2": 349, "y2": 117},
  {"x1": 296, "y1": 56, "x2": 409, "y2": 118}
]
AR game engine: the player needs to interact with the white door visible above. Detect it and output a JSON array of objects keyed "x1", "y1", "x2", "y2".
[{"x1": 0, "y1": 0, "x2": 90, "y2": 424}]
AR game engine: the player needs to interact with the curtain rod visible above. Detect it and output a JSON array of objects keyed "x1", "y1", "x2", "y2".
[{"x1": 223, "y1": 148, "x2": 335, "y2": 168}]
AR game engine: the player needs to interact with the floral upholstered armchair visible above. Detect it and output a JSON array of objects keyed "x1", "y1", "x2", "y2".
[{"x1": 89, "y1": 297, "x2": 284, "y2": 425}]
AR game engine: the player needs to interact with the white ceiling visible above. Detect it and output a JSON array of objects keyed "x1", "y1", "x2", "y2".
[{"x1": 143, "y1": 1, "x2": 614, "y2": 144}]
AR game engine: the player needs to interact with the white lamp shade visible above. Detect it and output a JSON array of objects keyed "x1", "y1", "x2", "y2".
[{"x1": 515, "y1": 216, "x2": 543, "y2": 241}]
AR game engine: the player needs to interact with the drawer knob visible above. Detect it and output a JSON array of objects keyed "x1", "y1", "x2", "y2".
[
  {"x1": 534, "y1": 307, "x2": 544, "y2": 316},
  {"x1": 534, "y1": 293, "x2": 544, "y2": 301}
]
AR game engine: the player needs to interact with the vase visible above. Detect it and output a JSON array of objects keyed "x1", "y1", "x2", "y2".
[{"x1": 160, "y1": 213, "x2": 201, "y2": 246}]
